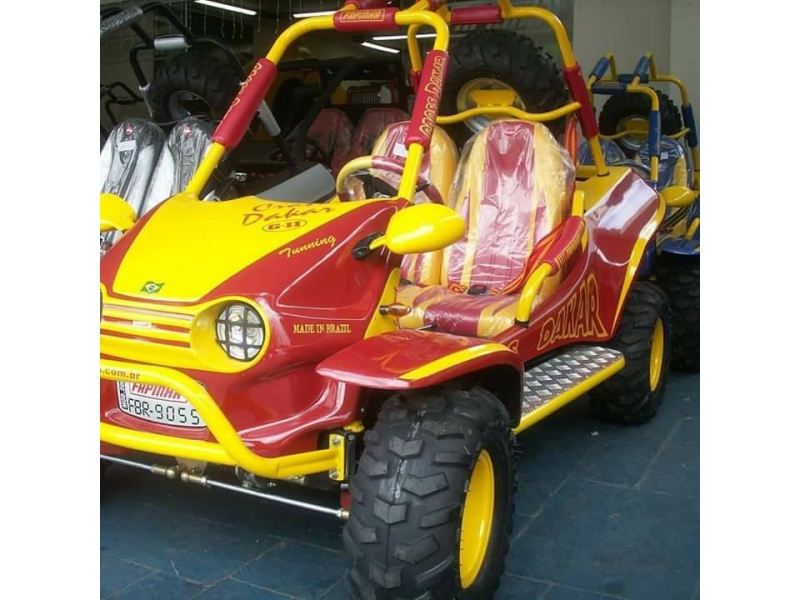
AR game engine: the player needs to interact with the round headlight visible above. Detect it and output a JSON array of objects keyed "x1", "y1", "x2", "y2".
[{"x1": 215, "y1": 303, "x2": 265, "y2": 361}]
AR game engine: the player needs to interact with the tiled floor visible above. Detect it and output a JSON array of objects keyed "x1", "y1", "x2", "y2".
[{"x1": 101, "y1": 373, "x2": 700, "y2": 600}]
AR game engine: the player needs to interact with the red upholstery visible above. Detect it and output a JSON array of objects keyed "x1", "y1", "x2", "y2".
[
  {"x1": 397, "y1": 121, "x2": 576, "y2": 338},
  {"x1": 398, "y1": 284, "x2": 519, "y2": 338},
  {"x1": 305, "y1": 108, "x2": 354, "y2": 176},
  {"x1": 349, "y1": 108, "x2": 409, "y2": 160},
  {"x1": 443, "y1": 120, "x2": 575, "y2": 295},
  {"x1": 370, "y1": 122, "x2": 459, "y2": 286}
]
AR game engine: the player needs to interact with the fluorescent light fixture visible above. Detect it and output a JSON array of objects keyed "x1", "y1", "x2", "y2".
[
  {"x1": 194, "y1": 0, "x2": 256, "y2": 16},
  {"x1": 361, "y1": 41, "x2": 400, "y2": 54},
  {"x1": 373, "y1": 33, "x2": 437, "y2": 41},
  {"x1": 292, "y1": 10, "x2": 336, "y2": 18}
]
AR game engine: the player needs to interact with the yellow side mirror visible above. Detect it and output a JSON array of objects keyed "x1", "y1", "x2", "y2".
[
  {"x1": 661, "y1": 186, "x2": 699, "y2": 209},
  {"x1": 370, "y1": 203, "x2": 465, "y2": 255},
  {"x1": 100, "y1": 193, "x2": 136, "y2": 233}
]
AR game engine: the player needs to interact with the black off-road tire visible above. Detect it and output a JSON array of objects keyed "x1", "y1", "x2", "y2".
[
  {"x1": 149, "y1": 51, "x2": 241, "y2": 124},
  {"x1": 588, "y1": 282, "x2": 671, "y2": 424},
  {"x1": 441, "y1": 29, "x2": 570, "y2": 146},
  {"x1": 344, "y1": 387, "x2": 516, "y2": 600},
  {"x1": 655, "y1": 253, "x2": 700, "y2": 372},
  {"x1": 598, "y1": 89, "x2": 683, "y2": 158}
]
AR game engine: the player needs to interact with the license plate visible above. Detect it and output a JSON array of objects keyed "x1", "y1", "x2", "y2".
[{"x1": 116, "y1": 382, "x2": 205, "y2": 428}]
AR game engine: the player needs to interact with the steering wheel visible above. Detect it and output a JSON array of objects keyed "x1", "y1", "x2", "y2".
[
  {"x1": 336, "y1": 155, "x2": 444, "y2": 204},
  {"x1": 269, "y1": 137, "x2": 331, "y2": 166}
]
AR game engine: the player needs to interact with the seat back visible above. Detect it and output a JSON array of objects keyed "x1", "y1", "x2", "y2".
[
  {"x1": 100, "y1": 118, "x2": 165, "y2": 217},
  {"x1": 636, "y1": 137, "x2": 689, "y2": 189},
  {"x1": 349, "y1": 108, "x2": 410, "y2": 160},
  {"x1": 443, "y1": 120, "x2": 575, "y2": 295},
  {"x1": 371, "y1": 122, "x2": 460, "y2": 286},
  {"x1": 577, "y1": 138, "x2": 626, "y2": 166},
  {"x1": 302, "y1": 108, "x2": 354, "y2": 176},
  {"x1": 141, "y1": 117, "x2": 214, "y2": 216}
]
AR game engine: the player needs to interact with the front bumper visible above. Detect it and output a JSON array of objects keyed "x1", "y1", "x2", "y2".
[{"x1": 100, "y1": 358, "x2": 356, "y2": 480}]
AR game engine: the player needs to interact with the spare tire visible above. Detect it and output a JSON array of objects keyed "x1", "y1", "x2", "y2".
[
  {"x1": 440, "y1": 30, "x2": 570, "y2": 146},
  {"x1": 149, "y1": 51, "x2": 241, "y2": 124},
  {"x1": 598, "y1": 90, "x2": 683, "y2": 158}
]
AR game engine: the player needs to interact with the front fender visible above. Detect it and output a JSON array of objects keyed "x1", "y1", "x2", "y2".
[{"x1": 316, "y1": 329, "x2": 523, "y2": 390}]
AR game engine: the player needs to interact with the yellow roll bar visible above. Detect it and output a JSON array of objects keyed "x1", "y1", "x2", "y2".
[{"x1": 185, "y1": 4, "x2": 450, "y2": 206}]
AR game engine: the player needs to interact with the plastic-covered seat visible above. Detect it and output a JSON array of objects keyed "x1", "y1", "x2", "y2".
[
  {"x1": 369, "y1": 122, "x2": 460, "y2": 286},
  {"x1": 577, "y1": 138, "x2": 626, "y2": 166},
  {"x1": 141, "y1": 117, "x2": 214, "y2": 215},
  {"x1": 349, "y1": 108, "x2": 410, "y2": 160},
  {"x1": 636, "y1": 137, "x2": 689, "y2": 189},
  {"x1": 100, "y1": 119, "x2": 165, "y2": 217},
  {"x1": 398, "y1": 121, "x2": 575, "y2": 338},
  {"x1": 303, "y1": 108, "x2": 354, "y2": 176}
]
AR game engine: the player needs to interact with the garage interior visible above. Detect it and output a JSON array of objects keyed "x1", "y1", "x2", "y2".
[{"x1": 100, "y1": 1, "x2": 700, "y2": 599}]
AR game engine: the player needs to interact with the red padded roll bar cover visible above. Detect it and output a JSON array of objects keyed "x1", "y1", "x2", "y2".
[
  {"x1": 450, "y1": 6, "x2": 503, "y2": 25},
  {"x1": 540, "y1": 216, "x2": 586, "y2": 274},
  {"x1": 563, "y1": 64, "x2": 599, "y2": 139},
  {"x1": 212, "y1": 58, "x2": 277, "y2": 148},
  {"x1": 406, "y1": 50, "x2": 449, "y2": 149}
]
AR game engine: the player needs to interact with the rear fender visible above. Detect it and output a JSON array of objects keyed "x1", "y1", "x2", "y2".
[{"x1": 316, "y1": 329, "x2": 524, "y2": 424}]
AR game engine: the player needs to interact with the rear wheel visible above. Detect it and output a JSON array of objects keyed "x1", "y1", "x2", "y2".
[
  {"x1": 589, "y1": 282, "x2": 671, "y2": 423},
  {"x1": 655, "y1": 253, "x2": 700, "y2": 372},
  {"x1": 344, "y1": 387, "x2": 516, "y2": 600},
  {"x1": 441, "y1": 29, "x2": 570, "y2": 146}
]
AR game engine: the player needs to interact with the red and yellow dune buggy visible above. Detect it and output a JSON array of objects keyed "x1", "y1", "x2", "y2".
[{"x1": 100, "y1": 2, "x2": 685, "y2": 598}]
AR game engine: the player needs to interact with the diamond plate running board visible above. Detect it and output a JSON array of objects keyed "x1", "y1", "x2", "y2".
[{"x1": 513, "y1": 346, "x2": 625, "y2": 434}]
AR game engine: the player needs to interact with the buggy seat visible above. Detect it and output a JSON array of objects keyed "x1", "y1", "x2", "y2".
[
  {"x1": 302, "y1": 108, "x2": 354, "y2": 176},
  {"x1": 398, "y1": 120, "x2": 575, "y2": 338},
  {"x1": 349, "y1": 108, "x2": 410, "y2": 160},
  {"x1": 141, "y1": 117, "x2": 214, "y2": 215},
  {"x1": 636, "y1": 138, "x2": 689, "y2": 189},
  {"x1": 369, "y1": 122, "x2": 460, "y2": 286},
  {"x1": 577, "y1": 138, "x2": 626, "y2": 166},
  {"x1": 100, "y1": 118, "x2": 165, "y2": 217}
]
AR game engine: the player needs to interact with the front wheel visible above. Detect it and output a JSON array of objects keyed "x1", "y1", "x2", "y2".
[{"x1": 344, "y1": 387, "x2": 516, "y2": 600}]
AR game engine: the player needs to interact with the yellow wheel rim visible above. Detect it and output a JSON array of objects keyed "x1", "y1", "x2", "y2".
[
  {"x1": 649, "y1": 318, "x2": 665, "y2": 391},
  {"x1": 459, "y1": 450, "x2": 495, "y2": 589}
]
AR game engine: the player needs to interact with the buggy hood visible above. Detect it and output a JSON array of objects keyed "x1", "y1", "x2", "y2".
[{"x1": 101, "y1": 194, "x2": 389, "y2": 302}]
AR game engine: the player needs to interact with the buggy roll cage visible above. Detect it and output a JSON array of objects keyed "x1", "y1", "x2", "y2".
[
  {"x1": 184, "y1": 0, "x2": 611, "y2": 204},
  {"x1": 587, "y1": 52, "x2": 700, "y2": 191}
]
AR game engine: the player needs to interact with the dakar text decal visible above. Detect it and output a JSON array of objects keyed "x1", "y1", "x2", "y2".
[
  {"x1": 241, "y1": 202, "x2": 335, "y2": 232},
  {"x1": 338, "y1": 9, "x2": 386, "y2": 21},
  {"x1": 419, "y1": 54, "x2": 447, "y2": 139},
  {"x1": 220, "y1": 60, "x2": 262, "y2": 121},
  {"x1": 293, "y1": 323, "x2": 352, "y2": 334},
  {"x1": 279, "y1": 236, "x2": 337, "y2": 258},
  {"x1": 537, "y1": 274, "x2": 608, "y2": 350}
]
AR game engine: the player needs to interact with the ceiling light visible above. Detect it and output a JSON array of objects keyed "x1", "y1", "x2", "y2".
[
  {"x1": 293, "y1": 10, "x2": 337, "y2": 18},
  {"x1": 194, "y1": 0, "x2": 256, "y2": 16},
  {"x1": 373, "y1": 34, "x2": 437, "y2": 41},
  {"x1": 361, "y1": 41, "x2": 400, "y2": 54}
]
